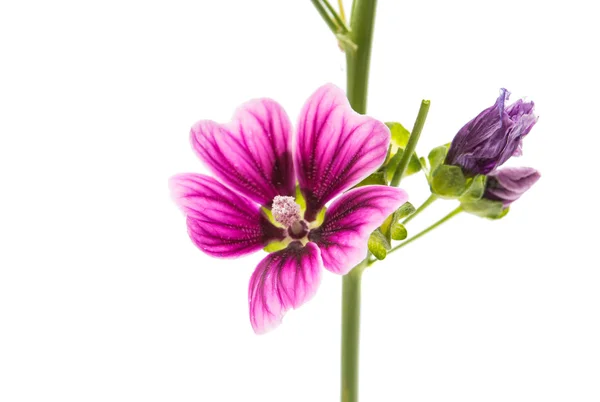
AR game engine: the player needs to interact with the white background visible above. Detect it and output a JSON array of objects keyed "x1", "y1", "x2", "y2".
[{"x1": 1, "y1": 0, "x2": 599, "y2": 401}]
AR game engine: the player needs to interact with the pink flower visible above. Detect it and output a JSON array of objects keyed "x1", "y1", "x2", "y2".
[{"x1": 170, "y1": 84, "x2": 408, "y2": 333}]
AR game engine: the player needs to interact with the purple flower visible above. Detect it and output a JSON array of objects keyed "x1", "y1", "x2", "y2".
[
  {"x1": 170, "y1": 84, "x2": 407, "y2": 333},
  {"x1": 446, "y1": 89, "x2": 538, "y2": 176},
  {"x1": 484, "y1": 167, "x2": 541, "y2": 207}
]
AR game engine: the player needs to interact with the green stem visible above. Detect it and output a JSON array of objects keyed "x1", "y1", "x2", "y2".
[
  {"x1": 310, "y1": 0, "x2": 343, "y2": 35},
  {"x1": 341, "y1": 1, "x2": 378, "y2": 401},
  {"x1": 321, "y1": 0, "x2": 350, "y2": 33},
  {"x1": 388, "y1": 206, "x2": 463, "y2": 256},
  {"x1": 341, "y1": 258, "x2": 367, "y2": 402},
  {"x1": 390, "y1": 100, "x2": 430, "y2": 187},
  {"x1": 345, "y1": 0, "x2": 377, "y2": 114},
  {"x1": 402, "y1": 194, "x2": 437, "y2": 225}
]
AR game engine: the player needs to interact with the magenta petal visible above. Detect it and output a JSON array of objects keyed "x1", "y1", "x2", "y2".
[
  {"x1": 295, "y1": 84, "x2": 390, "y2": 221},
  {"x1": 170, "y1": 173, "x2": 285, "y2": 258},
  {"x1": 248, "y1": 242, "x2": 323, "y2": 334},
  {"x1": 190, "y1": 98, "x2": 295, "y2": 206},
  {"x1": 309, "y1": 185, "x2": 408, "y2": 275}
]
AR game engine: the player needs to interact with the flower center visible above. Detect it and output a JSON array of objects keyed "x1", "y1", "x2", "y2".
[
  {"x1": 288, "y1": 220, "x2": 308, "y2": 239},
  {"x1": 271, "y1": 196, "x2": 302, "y2": 228}
]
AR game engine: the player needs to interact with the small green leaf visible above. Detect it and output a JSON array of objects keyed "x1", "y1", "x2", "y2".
[
  {"x1": 385, "y1": 122, "x2": 411, "y2": 149},
  {"x1": 427, "y1": 145, "x2": 449, "y2": 174},
  {"x1": 459, "y1": 175, "x2": 487, "y2": 203},
  {"x1": 391, "y1": 222, "x2": 407, "y2": 241},
  {"x1": 368, "y1": 229, "x2": 390, "y2": 260},
  {"x1": 354, "y1": 171, "x2": 387, "y2": 188},
  {"x1": 461, "y1": 199, "x2": 509, "y2": 219},
  {"x1": 396, "y1": 202, "x2": 416, "y2": 219},
  {"x1": 430, "y1": 165, "x2": 467, "y2": 198}
]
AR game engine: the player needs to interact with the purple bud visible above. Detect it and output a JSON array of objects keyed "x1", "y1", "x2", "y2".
[
  {"x1": 484, "y1": 167, "x2": 541, "y2": 207},
  {"x1": 446, "y1": 89, "x2": 538, "y2": 176}
]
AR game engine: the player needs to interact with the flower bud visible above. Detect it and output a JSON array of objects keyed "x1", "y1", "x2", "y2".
[
  {"x1": 484, "y1": 167, "x2": 541, "y2": 207},
  {"x1": 446, "y1": 89, "x2": 537, "y2": 176}
]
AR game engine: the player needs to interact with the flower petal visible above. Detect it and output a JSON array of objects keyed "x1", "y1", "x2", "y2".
[
  {"x1": 190, "y1": 98, "x2": 295, "y2": 206},
  {"x1": 309, "y1": 185, "x2": 408, "y2": 275},
  {"x1": 248, "y1": 242, "x2": 323, "y2": 334},
  {"x1": 295, "y1": 84, "x2": 390, "y2": 221},
  {"x1": 170, "y1": 173, "x2": 285, "y2": 258}
]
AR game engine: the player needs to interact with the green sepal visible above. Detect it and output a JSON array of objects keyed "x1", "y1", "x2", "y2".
[
  {"x1": 396, "y1": 202, "x2": 416, "y2": 220},
  {"x1": 314, "y1": 207, "x2": 327, "y2": 227},
  {"x1": 385, "y1": 122, "x2": 411, "y2": 148},
  {"x1": 260, "y1": 206, "x2": 284, "y2": 228},
  {"x1": 380, "y1": 202, "x2": 415, "y2": 241},
  {"x1": 295, "y1": 184, "x2": 306, "y2": 214},
  {"x1": 419, "y1": 156, "x2": 428, "y2": 174},
  {"x1": 459, "y1": 174, "x2": 487, "y2": 203},
  {"x1": 427, "y1": 144, "x2": 449, "y2": 174},
  {"x1": 430, "y1": 165, "x2": 467, "y2": 198},
  {"x1": 461, "y1": 199, "x2": 509, "y2": 219},
  {"x1": 391, "y1": 222, "x2": 407, "y2": 241},
  {"x1": 354, "y1": 171, "x2": 387, "y2": 188},
  {"x1": 263, "y1": 240, "x2": 289, "y2": 253},
  {"x1": 368, "y1": 229, "x2": 391, "y2": 260}
]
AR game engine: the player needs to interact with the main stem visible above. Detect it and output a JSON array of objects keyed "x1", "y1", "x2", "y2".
[
  {"x1": 341, "y1": 258, "x2": 367, "y2": 402},
  {"x1": 345, "y1": 0, "x2": 377, "y2": 115},
  {"x1": 342, "y1": 1, "x2": 378, "y2": 401}
]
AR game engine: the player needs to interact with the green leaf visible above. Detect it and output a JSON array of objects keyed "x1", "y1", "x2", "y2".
[
  {"x1": 368, "y1": 229, "x2": 390, "y2": 260},
  {"x1": 427, "y1": 145, "x2": 449, "y2": 175},
  {"x1": 391, "y1": 222, "x2": 407, "y2": 241},
  {"x1": 459, "y1": 175, "x2": 487, "y2": 203},
  {"x1": 430, "y1": 165, "x2": 467, "y2": 198},
  {"x1": 385, "y1": 122, "x2": 411, "y2": 149},
  {"x1": 354, "y1": 171, "x2": 387, "y2": 188},
  {"x1": 461, "y1": 199, "x2": 509, "y2": 219}
]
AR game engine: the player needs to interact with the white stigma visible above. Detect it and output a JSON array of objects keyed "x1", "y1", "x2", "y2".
[{"x1": 271, "y1": 196, "x2": 301, "y2": 228}]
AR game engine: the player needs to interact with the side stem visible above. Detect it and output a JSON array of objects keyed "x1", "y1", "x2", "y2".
[
  {"x1": 403, "y1": 194, "x2": 437, "y2": 225},
  {"x1": 389, "y1": 206, "x2": 463, "y2": 255},
  {"x1": 390, "y1": 100, "x2": 430, "y2": 187}
]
